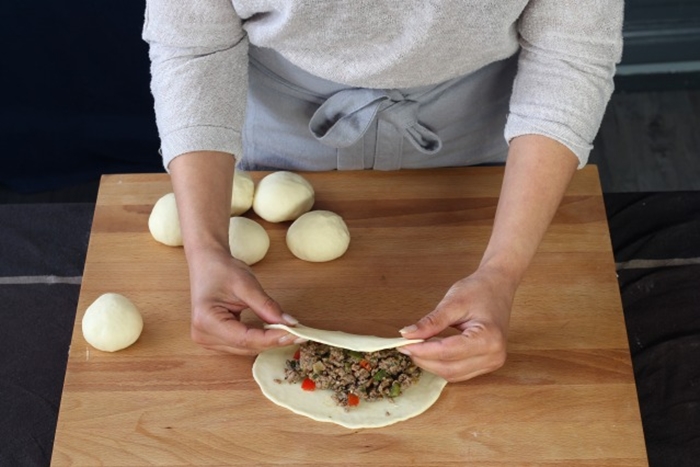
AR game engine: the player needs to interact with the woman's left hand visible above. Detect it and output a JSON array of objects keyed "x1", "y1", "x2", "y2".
[{"x1": 397, "y1": 267, "x2": 517, "y2": 383}]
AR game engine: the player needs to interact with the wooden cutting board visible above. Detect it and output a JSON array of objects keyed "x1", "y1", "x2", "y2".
[{"x1": 51, "y1": 167, "x2": 648, "y2": 466}]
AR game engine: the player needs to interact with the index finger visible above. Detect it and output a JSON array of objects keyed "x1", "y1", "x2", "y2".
[
  {"x1": 399, "y1": 334, "x2": 471, "y2": 362},
  {"x1": 211, "y1": 317, "x2": 295, "y2": 354}
]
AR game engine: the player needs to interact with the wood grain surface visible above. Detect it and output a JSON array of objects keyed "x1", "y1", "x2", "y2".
[{"x1": 51, "y1": 167, "x2": 648, "y2": 466}]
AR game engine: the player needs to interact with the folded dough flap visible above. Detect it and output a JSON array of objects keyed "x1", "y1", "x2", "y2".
[{"x1": 266, "y1": 323, "x2": 423, "y2": 352}]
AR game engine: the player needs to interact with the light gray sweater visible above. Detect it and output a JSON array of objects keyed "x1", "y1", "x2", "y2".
[{"x1": 143, "y1": 0, "x2": 623, "y2": 169}]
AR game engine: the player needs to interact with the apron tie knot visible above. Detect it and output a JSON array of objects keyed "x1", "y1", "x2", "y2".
[{"x1": 309, "y1": 88, "x2": 442, "y2": 155}]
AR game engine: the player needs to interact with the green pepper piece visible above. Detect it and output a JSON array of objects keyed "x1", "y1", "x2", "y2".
[
  {"x1": 372, "y1": 369, "x2": 387, "y2": 381},
  {"x1": 347, "y1": 350, "x2": 364, "y2": 360},
  {"x1": 390, "y1": 382, "x2": 401, "y2": 398}
]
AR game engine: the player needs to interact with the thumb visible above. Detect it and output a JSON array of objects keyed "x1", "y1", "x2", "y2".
[
  {"x1": 400, "y1": 305, "x2": 458, "y2": 340},
  {"x1": 242, "y1": 286, "x2": 298, "y2": 326}
]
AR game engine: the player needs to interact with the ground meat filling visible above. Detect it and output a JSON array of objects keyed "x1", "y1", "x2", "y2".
[{"x1": 284, "y1": 341, "x2": 421, "y2": 407}]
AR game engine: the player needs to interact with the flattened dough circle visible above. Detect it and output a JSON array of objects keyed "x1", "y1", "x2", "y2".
[{"x1": 253, "y1": 324, "x2": 447, "y2": 429}]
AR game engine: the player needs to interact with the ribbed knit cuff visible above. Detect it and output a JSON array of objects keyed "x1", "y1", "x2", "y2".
[
  {"x1": 159, "y1": 126, "x2": 242, "y2": 172},
  {"x1": 504, "y1": 114, "x2": 592, "y2": 169}
]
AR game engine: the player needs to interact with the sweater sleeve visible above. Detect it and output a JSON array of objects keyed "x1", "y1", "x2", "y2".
[
  {"x1": 142, "y1": 0, "x2": 248, "y2": 170},
  {"x1": 504, "y1": 0, "x2": 623, "y2": 168}
]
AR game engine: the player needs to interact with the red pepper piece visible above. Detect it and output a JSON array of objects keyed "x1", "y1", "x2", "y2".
[
  {"x1": 359, "y1": 359, "x2": 372, "y2": 371},
  {"x1": 293, "y1": 348, "x2": 301, "y2": 360},
  {"x1": 347, "y1": 393, "x2": 360, "y2": 406},
  {"x1": 301, "y1": 377, "x2": 316, "y2": 391}
]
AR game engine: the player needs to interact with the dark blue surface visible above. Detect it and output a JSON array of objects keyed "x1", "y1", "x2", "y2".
[{"x1": 0, "y1": 203, "x2": 93, "y2": 467}]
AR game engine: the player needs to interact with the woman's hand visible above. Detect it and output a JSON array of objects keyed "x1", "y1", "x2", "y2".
[
  {"x1": 399, "y1": 135, "x2": 579, "y2": 382},
  {"x1": 187, "y1": 245, "x2": 300, "y2": 355},
  {"x1": 168, "y1": 151, "x2": 299, "y2": 355},
  {"x1": 398, "y1": 267, "x2": 516, "y2": 382}
]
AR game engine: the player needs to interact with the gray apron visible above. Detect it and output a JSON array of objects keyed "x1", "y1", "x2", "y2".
[{"x1": 240, "y1": 45, "x2": 517, "y2": 171}]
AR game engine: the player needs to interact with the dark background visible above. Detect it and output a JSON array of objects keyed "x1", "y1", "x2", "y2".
[{"x1": 1, "y1": 2, "x2": 162, "y2": 194}]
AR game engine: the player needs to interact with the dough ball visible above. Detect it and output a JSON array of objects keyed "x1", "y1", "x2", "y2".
[
  {"x1": 148, "y1": 192, "x2": 182, "y2": 246},
  {"x1": 231, "y1": 170, "x2": 255, "y2": 216},
  {"x1": 228, "y1": 216, "x2": 270, "y2": 265},
  {"x1": 253, "y1": 171, "x2": 314, "y2": 223},
  {"x1": 82, "y1": 293, "x2": 144, "y2": 352},
  {"x1": 286, "y1": 210, "x2": 350, "y2": 262}
]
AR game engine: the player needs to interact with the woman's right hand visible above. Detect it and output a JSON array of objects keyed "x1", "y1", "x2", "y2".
[
  {"x1": 185, "y1": 244, "x2": 300, "y2": 356},
  {"x1": 169, "y1": 151, "x2": 300, "y2": 355}
]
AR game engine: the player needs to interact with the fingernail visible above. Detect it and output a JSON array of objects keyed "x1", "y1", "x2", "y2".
[
  {"x1": 397, "y1": 347, "x2": 411, "y2": 356},
  {"x1": 278, "y1": 334, "x2": 293, "y2": 344},
  {"x1": 282, "y1": 313, "x2": 298, "y2": 325},
  {"x1": 399, "y1": 325, "x2": 417, "y2": 334},
  {"x1": 293, "y1": 337, "x2": 308, "y2": 344}
]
